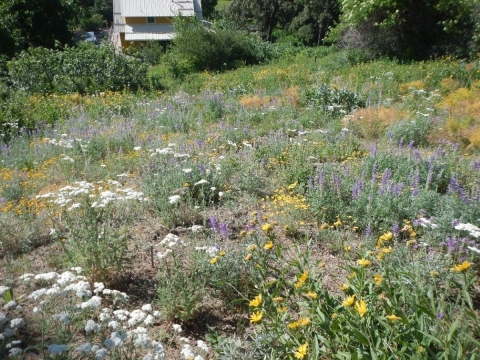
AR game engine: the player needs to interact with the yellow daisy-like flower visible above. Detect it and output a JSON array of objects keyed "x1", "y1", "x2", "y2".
[
  {"x1": 277, "y1": 306, "x2": 287, "y2": 313},
  {"x1": 261, "y1": 223, "x2": 272, "y2": 234},
  {"x1": 406, "y1": 239, "x2": 417, "y2": 247},
  {"x1": 377, "y1": 252, "x2": 384, "y2": 261},
  {"x1": 333, "y1": 220, "x2": 342, "y2": 227},
  {"x1": 297, "y1": 318, "x2": 310, "y2": 327},
  {"x1": 183, "y1": 182, "x2": 190, "y2": 187},
  {"x1": 320, "y1": 223, "x2": 329, "y2": 230},
  {"x1": 342, "y1": 295, "x2": 355, "y2": 307},
  {"x1": 357, "y1": 259, "x2": 371, "y2": 267},
  {"x1": 374, "y1": 274, "x2": 383, "y2": 285},
  {"x1": 381, "y1": 247, "x2": 392, "y2": 254},
  {"x1": 264, "y1": 241, "x2": 274, "y2": 250},
  {"x1": 272, "y1": 296, "x2": 284, "y2": 302},
  {"x1": 450, "y1": 261, "x2": 472, "y2": 272},
  {"x1": 305, "y1": 291, "x2": 318, "y2": 299},
  {"x1": 340, "y1": 283, "x2": 350, "y2": 291},
  {"x1": 294, "y1": 343, "x2": 308, "y2": 359},
  {"x1": 209, "y1": 257, "x2": 218, "y2": 264},
  {"x1": 249, "y1": 294, "x2": 262, "y2": 307},
  {"x1": 247, "y1": 244, "x2": 257, "y2": 251},
  {"x1": 250, "y1": 311, "x2": 262, "y2": 323},
  {"x1": 288, "y1": 182, "x2": 298, "y2": 190},
  {"x1": 379, "y1": 231, "x2": 393, "y2": 242},
  {"x1": 299, "y1": 271, "x2": 309, "y2": 283},
  {"x1": 294, "y1": 281, "x2": 304, "y2": 289},
  {"x1": 348, "y1": 272, "x2": 357, "y2": 279},
  {"x1": 287, "y1": 321, "x2": 298, "y2": 329},
  {"x1": 354, "y1": 299, "x2": 367, "y2": 317},
  {"x1": 244, "y1": 253, "x2": 253, "y2": 261},
  {"x1": 219, "y1": 251, "x2": 226, "y2": 256},
  {"x1": 344, "y1": 245, "x2": 352, "y2": 251},
  {"x1": 386, "y1": 314, "x2": 402, "y2": 321}
]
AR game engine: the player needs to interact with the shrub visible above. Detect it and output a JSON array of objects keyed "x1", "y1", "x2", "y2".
[
  {"x1": 7, "y1": 43, "x2": 149, "y2": 94},
  {"x1": 170, "y1": 19, "x2": 275, "y2": 73},
  {"x1": 303, "y1": 84, "x2": 364, "y2": 116}
]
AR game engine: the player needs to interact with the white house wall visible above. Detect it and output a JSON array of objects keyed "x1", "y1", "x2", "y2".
[{"x1": 121, "y1": 0, "x2": 196, "y2": 17}]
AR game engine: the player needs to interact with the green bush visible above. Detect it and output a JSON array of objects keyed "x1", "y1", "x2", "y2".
[
  {"x1": 170, "y1": 19, "x2": 276, "y2": 73},
  {"x1": 7, "y1": 43, "x2": 150, "y2": 94},
  {"x1": 303, "y1": 84, "x2": 364, "y2": 116}
]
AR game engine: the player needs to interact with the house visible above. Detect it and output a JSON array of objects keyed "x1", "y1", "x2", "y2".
[{"x1": 113, "y1": 0, "x2": 203, "y2": 48}]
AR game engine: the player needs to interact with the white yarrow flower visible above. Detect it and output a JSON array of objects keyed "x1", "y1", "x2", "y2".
[
  {"x1": 172, "y1": 324, "x2": 183, "y2": 333},
  {"x1": 194, "y1": 179, "x2": 209, "y2": 186},
  {"x1": 48, "y1": 344, "x2": 68, "y2": 355},
  {"x1": 85, "y1": 319, "x2": 101, "y2": 333}
]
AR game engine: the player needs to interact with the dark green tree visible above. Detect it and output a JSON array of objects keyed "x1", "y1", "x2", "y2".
[
  {"x1": 201, "y1": 0, "x2": 218, "y2": 20},
  {"x1": 0, "y1": 0, "x2": 75, "y2": 59}
]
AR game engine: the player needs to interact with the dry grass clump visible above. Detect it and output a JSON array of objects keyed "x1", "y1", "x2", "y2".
[
  {"x1": 399, "y1": 80, "x2": 425, "y2": 94},
  {"x1": 348, "y1": 106, "x2": 408, "y2": 140}
]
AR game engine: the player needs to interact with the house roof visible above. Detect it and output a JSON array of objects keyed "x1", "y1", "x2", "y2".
[{"x1": 121, "y1": 0, "x2": 196, "y2": 17}]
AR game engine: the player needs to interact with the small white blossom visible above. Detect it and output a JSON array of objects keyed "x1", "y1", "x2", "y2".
[
  {"x1": 108, "y1": 320, "x2": 120, "y2": 330},
  {"x1": 94, "y1": 282, "x2": 105, "y2": 294},
  {"x1": 142, "y1": 304, "x2": 153, "y2": 312},
  {"x1": 29, "y1": 288, "x2": 47, "y2": 300},
  {"x1": 85, "y1": 319, "x2": 101, "y2": 333},
  {"x1": 35, "y1": 272, "x2": 58, "y2": 281},
  {"x1": 468, "y1": 246, "x2": 480, "y2": 254},
  {"x1": 180, "y1": 344, "x2": 195, "y2": 359},
  {"x1": 194, "y1": 179, "x2": 209, "y2": 186},
  {"x1": 169, "y1": 195, "x2": 181, "y2": 204},
  {"x1": 196, "y1": 340, "x2": 209, "y2": 352},
  {"x1": 76, "y1": 343, "x2": 92, "y2": 353},
  {"x1": 3, "y1": 301, "x2": 16, "y2": 310},
  {"x1": 80, "y1": 296, "x2": 102, "y2": 309},
  {"x1": 0, "y1": 286, "x2": 10, "y2": 296},
  {"x1": 52, "y1": 313, "x2": 70, "y2": 325},
  {"x1": 48, "y1": 344, "x2": 68, "y2": 355},
  {"x1": 173, "y1": 324, "x2": 183, "y2": 333},
  {"x1": 95, "y1": 348, "x2": 108, "y2": 359},
  {"x1": 9, "y1": 318, "x2": 23, "y2": 329},
  {"x1": 9, "y1": 347, "x2": 23, "y2": 357}
]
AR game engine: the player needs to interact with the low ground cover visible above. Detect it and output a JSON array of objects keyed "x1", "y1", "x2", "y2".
[{"x1": 1, "y1": 50, "x2": 480, "y2": 359}]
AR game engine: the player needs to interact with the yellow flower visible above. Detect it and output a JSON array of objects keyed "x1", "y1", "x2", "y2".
[
  {"x1": 264, "y1": 241, "x2": 274, "y2": 250},
  {"x1": 333, "y1": 219, "x2": 342, "y2": 227},
  {"x1": 381, "y1": 247, "x2": 392, "y2": 254},
  {"x1": 294, "y1": 281, "x2": 304, "y2": 289},
  {"x1": 374, "y1": 274, "x2": 383, "y2": 285},
  {"x1": 305, "y1": 291, "x2": 318, "y2": 299},
  {"x1": 344, "y1": 245, "x2": 351, "y2": 251},
  {"x1": 377, "y1": 252, "x2": 384, "y2": 261},
  {"x1": 277, "y1": 306, "x2": 287, "y2": 313},
  {"x1": 261, "y1": 223, "x2": 272, "y2": 234},
  {"x1": 249, "y1": 294, "x2": 262, "y2": 307},
  {"x1": 320, "y1": 223, "x2": 329, "y2": 230},
  {"x1": 342, "y1": 295, "x2": 355, "y2": 307},
  {"x1": 379, "y1": 231, "x2": 393, "y2": 242},
  {"x1": 250, "y1": 311, "x2": 262, "y2": 323},
  {"x1": 406, "y1": 239, "x2": 417, "y2": 247},
  {"x1": 331, "y1": 313, "x2": 338, "y2": 320},
  {"x1": 340, "y1": 283, "x2": 350, "y2": 291},
  {"x1": 430, "y1": 270, "x2": 439, "y2": 277},
  {"x1": 183, "y1": 182, "x2": 190, "y2": 187},
  {"x1": 297, "y1": 318, "x2": 310, "y2": 327},
  {"x1": 450, "y1": 261, "x2": 472, "y2": 272},
  {"x1": 357, "y1": 259, "x2": 371, "y2": 267},
  {"x1": 247, "y1": 244, "x2": 257, "y2": 251},
  {"x1": 294, "y1": 343, "x2": 308, "y2": 359},
  {"x1": 288, "y1": 182, "x2": 298, "y2": 190},
  {"x1": 244, "y1": 253, "x2": 253, "y2": 261},
  {"x1": 273, "y1": 296, "x2": 284, "y2": 302},
  {"x1": 209, "y1": 257, "x2": 218, "y2": 264},
  {"x1": 299, "y1": 271, "x2": 308, "y2": 283},
  {"x1": 348, "y1": 272, "x2": 357, "y2": 279},
  {"x1": 386, "y1": 314, "x2": 402, "y2": 321},
  {"x1": 354, "y1": 299, "x2": 367, "y2": 317},
  {"x1": 287, "y1": 321, "x2": 298, "y2": 329},
  {"x1": 219, "y1": 251, "x2": 226, "y2": 256},
  {"x1": 239, "y1": 230, "x2": 247, "y2": 237}
]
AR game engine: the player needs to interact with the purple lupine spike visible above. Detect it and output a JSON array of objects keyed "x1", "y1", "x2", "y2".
[
  {"x1": 392, "y1": 223, "x2": 400, "y2": 236},
  {"x1": 369, "y1": 146, "x2": 377, "y2": 157},
  {"x1": 352, "y1": 179, "x2": 363, "y2": 199},
  {"x1": 209, "y1": 216, "x2": 219, "y2": 232},
  {"x1": 365, "y1": 225, "x2": 372, "y2": 237},
  {"x1": 219, "y1": 223, "x2": 229, "y2": 239}
]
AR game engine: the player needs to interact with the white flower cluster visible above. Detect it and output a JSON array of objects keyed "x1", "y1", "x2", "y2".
[
  {"x1": 1, "y1": 268, "x2": 165, "y2": 359},
  {"x1": 35, "y1": 180, "x2": 148, "y2": 210},
  {"x1": 179, "y1": 337, "x2": 210, "y2": 360},
  {"x1": 455, "y1": 223, "x2": 480, "y2": 238},
  {"x1": 157, "y1": 234, "x2": 186, "y2": 259},
  {"x1": 195, "y1": 245, "x2": 219, "y2": 257}
]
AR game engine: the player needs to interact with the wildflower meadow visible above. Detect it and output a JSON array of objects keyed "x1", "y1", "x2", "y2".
[{"x1": 1, "y1": 48, "x2": 480, "y2": 359}]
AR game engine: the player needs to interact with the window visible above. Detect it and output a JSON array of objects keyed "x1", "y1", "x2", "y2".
[{"x1": 146, "y1": 17, "x2": 155, "y2": 23}]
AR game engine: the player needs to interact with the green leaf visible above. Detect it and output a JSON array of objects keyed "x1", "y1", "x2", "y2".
[
  {"x1": 353, "y1": 328, "x2": 370, "y2": 347},
  {"x1": 417, "y1": 331, "x2": 443, "y2": 346},
  {"x1": 416, "y1": 305, "x2": 435, "y2": 319},
  {"x1": 447, "y1": 319, "x2": 460, "y2": 344},
  {"x1": 4, "y1": 289, "x2": 13, "y2": 303}
]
